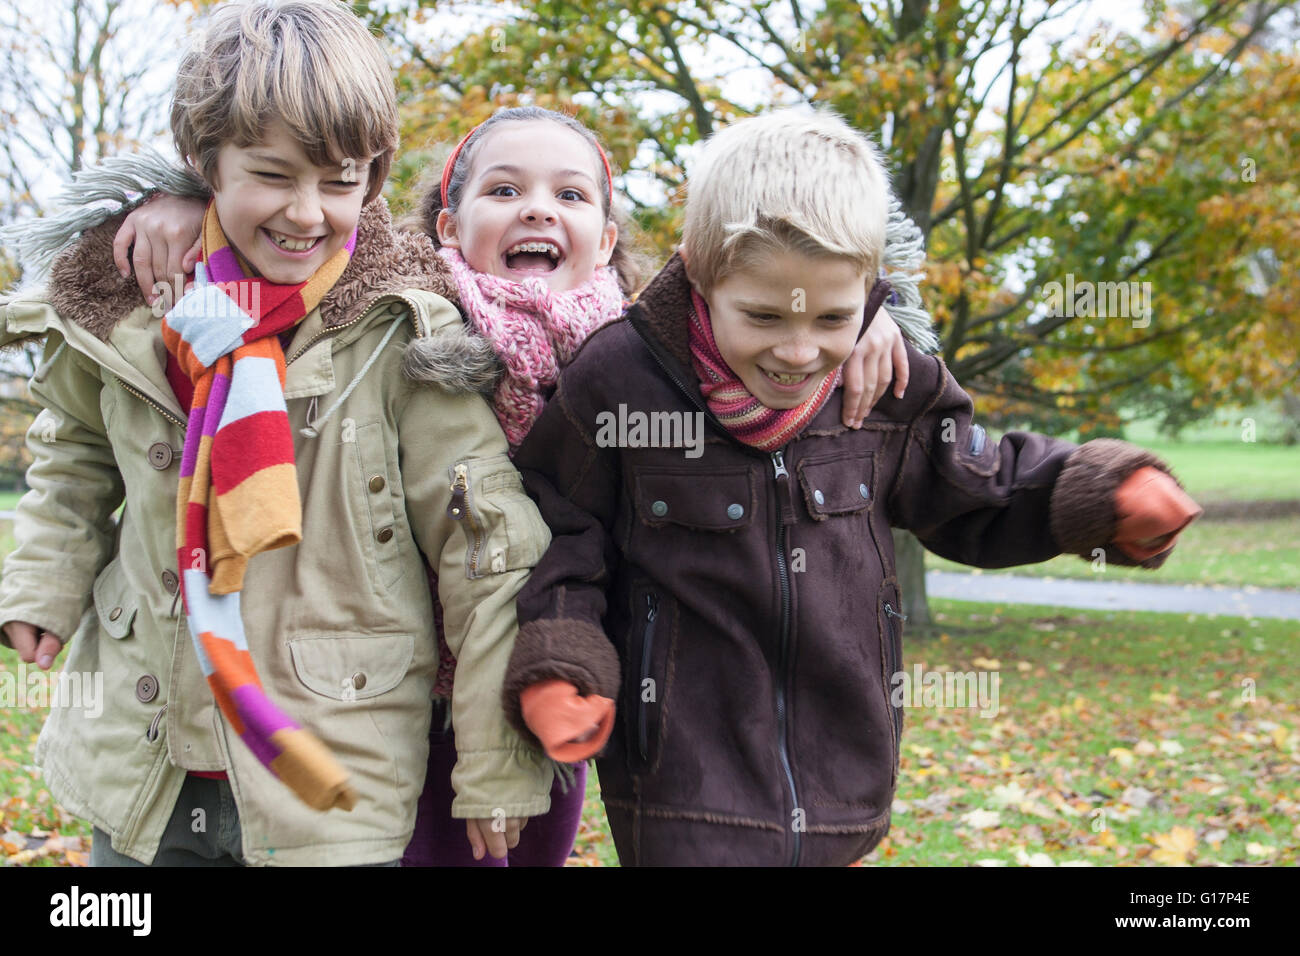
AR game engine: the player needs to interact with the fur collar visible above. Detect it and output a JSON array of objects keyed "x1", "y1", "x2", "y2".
[{"x1": 626, "y1": 252, "x2": 696, "y2": 372}]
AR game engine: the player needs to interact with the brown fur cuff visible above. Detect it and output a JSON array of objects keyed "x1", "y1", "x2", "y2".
[
  {"x1": 502, "y1": 618, "x2": 622, "y2": 744},
  {"x1": 1049, "y1": 438, "x2": 1183, "y2": 569}
]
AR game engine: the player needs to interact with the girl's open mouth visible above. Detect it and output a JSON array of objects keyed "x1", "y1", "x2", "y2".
[{"x1": 504, "y1": 240, "x2": 562, "y2": 273}]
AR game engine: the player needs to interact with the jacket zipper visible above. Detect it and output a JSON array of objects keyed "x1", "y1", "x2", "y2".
[
  {"x1": 447, "y1": 462, "x2": 484, "y2": 575},
  {"x1": 638, "y1": 592, "x2": 658, "y2": 762},
  {"x1": 117, "y1": 380, "x2": 186, "y2": 430},
  {"x1": 771, "y1": 450, "x2": 801, "y2": 867},
  {"x1": 629, "y1": 313, "x2": 806, "y2": 864},
  {"x1": 884, "y1": 602, "x2": 906, "y2": 752}
]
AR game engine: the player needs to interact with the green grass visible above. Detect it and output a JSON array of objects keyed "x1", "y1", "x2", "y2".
[
  {"x1": 0, "y1": 492, "x2": 20, "y2": 512},
  {"x1": 2, "y1": 600, "x2": 1295, "y2": 867},
  {"x1": 928, "y1": 514, "x2": 1300, "y2": 591},
  {"x1": 568, "y1": 599, "x2": 1299, "y2": 866}
]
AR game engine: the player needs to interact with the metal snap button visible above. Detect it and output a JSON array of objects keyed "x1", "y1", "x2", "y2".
[
  {"x1": 109, "y1": 606, "x2": 123, "y2": 621},
  {"x1": 368, "y1": 475, "x2": 386, "y2": 493},
  {"x1": 148, "y1": 442, "x2": 173, "y2": 469},
  {"x1": 351, "y1": 672, "x2": 367, "y2": 691},
  {"x1": 726, "y1": 503, "x2": 744, "y2": 520},
  {"x1": 376, "y1": 527, "x2": 394, "y2": 543},
  {"x1": 859, "y1": 483, "x2": 870, "y2": 499},
  {"x1": 651, "y1": 500, "x2": 668, "y2": 517},
  {"x1": 813, "y1": 489, "x2": 825, "y2": 506},
  {"x1": 161, "y1": 570, "x2": 179, "y2": 594},
  {"x1": 136, "y1": 675, "x2": 159, "y2": 703}
]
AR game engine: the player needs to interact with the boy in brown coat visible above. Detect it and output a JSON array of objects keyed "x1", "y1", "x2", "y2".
[{"x1": 502, "y1": 108, "x2": 1202, "y2": 866}]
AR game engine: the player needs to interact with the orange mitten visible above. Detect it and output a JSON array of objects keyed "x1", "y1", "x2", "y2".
[
  {"x1": 519, "y1": 679, "x2": 615, "y2": 762},
  {"x1": 1112, "y1": 466, "x2": 1203, "y2": 561}
]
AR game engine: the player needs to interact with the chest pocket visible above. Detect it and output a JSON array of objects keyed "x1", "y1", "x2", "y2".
[
  {"x1": 632, "y1": 466, "x2": 755, "y2": 531},
  {"x1": 796, "y1": 453, "x2": 875, "y2": 520}
]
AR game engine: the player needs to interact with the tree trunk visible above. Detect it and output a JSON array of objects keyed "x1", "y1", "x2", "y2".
[{"x1": 891, "y1": 528, "x2": 932, "y2": 630}]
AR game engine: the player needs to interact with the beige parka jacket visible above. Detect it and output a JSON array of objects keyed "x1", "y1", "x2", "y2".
[{"x1": 0, "y1": 200, "x2": 554, "y2": 865}]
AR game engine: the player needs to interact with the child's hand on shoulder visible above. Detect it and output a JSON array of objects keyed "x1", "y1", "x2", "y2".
[
  {"x1": 842, "y1": 305, "x2": 909, "y2": 428},
  {"x1": 113, "y1": 194, "x2": 207, "y2": 304},
  {"x1": 465, "y1": 816, "x2": 528, "y2": 861}
]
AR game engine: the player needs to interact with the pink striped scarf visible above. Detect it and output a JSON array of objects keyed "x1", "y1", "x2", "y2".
[
  {"x1": 438, "y1": 247, "x2": 624, "y2": 451},
  {"x1": 688, "y1": 288, "x2": 841, "y2": 451}
]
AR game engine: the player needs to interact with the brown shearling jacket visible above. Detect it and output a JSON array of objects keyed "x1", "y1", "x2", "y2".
[{"x1": 505, "y1": 253, "x2": 1185, "y2": 866}]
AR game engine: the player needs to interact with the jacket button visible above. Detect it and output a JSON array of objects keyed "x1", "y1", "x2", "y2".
[
  {"x1": 860, "y1": 483, "x2": 870, "y2": 499},
  {"x1": 161, "y1": 570, "x2": 179, "y2": 594},
  {"x1": 148, "y1": 443, "x2": 174, "y2": 469},
  {"x1": 376, "y1": 527, "x2": 394, "y2": 543},
  {"x1": 351, "y1": 672, "x2": 367, "y2": 691},
  {"x1": 813, "y1": 489, "x2": 825, "y2": 506},
  {"x1": 109, "y1": 606, "x2": 123, "y2": 621},
  {"x1": 368, "y1": 475, "x2": 386, "y2": 493},
  {"x1": 726, "y1": 503, "x2": 744, "y2": 520},
  {"x1": 387, "y1": 303, "x2": 406, "y2": 316},
  {"x1": 136, "y1": 675, "x2": 159, "y2": 703},
  {"x1": 651, "y1": 500, "x2": 668, "y2": 517}
]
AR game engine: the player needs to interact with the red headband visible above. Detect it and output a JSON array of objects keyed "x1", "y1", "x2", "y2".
[{"x1": 439, "y1": 122, "x2": 615, "y2": 209}]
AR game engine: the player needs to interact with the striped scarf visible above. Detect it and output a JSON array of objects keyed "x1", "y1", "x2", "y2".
[
  {"x1": 162, "y1": 202, "x2": 358, "y2": 812},
  {"x1": 688, "y1": 288, "x2": 841, "y2": 451}
]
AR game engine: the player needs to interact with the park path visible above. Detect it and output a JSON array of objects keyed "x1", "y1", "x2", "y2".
[{"x1": 927, "y1": 570, "x2": 1300, "y2": 621}]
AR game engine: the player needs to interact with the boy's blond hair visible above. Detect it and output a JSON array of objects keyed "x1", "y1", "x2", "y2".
[
  {"x1": 682, "y1": 107, "x2": 890, "y2": 295},
  {"x1": 172, "y1": 0, "x2": 397, "y2": 204}
]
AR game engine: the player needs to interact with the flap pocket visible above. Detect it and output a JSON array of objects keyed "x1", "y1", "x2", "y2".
[
  {"x1": 449, "y1": 454, "x2": 551, "y2": 579},
  {"x1": 289, "y1": 633, "x2": 414, "y2": 700},
  {"x1": 92, "y1": 558, "x2": 138, "y2": 639},
  {"x1": 797, "y1": 453, "x2": 874, "y2": 520},
  {"x1": 633, "y1": 466, "x2": 754, "y2": 531}
]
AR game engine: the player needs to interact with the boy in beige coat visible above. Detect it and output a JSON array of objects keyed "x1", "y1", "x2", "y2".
[{"x1": 0, "y1": 0, "x2": 551, "y2": 865}]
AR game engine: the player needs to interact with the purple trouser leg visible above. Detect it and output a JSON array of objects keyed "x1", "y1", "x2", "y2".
[{"x1": 401, "y1": 702, "x2": 587, "y2": 867}]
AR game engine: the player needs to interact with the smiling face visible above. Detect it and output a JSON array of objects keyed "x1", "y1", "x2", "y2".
[
  {"x1": 700, "y1": 248, "x2": 869, "y2": 409},
  {"x1": 436, "y1": 120, "x2": 618, "y2": 292},
  {"x1": 210, "y1": 120, "x2": 369, "y2": 285}
]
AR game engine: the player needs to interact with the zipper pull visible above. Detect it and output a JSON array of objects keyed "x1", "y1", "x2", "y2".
[
  {"x1": 771, "y1": 451, "x2": 796, "y2": 526},
  {"x1": 771, "y1": 451, "x2": 789, "y2": 480},
  {"x1": 447, "y1": 463, "x2": 468, "y2": 520},
  {"x1": 884, "y1": 603, "x2": 908, "y2": 621},
  {"x1": 646, "y1": 592, "x2": 658, "y2": 622}
]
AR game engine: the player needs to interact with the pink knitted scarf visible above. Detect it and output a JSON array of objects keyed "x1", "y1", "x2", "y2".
[
  {"x1": 437, "y1": 247, "x2": 625, "y2": 450},
  {"x1": 688, "y1": 288, "x2": 841, "y2": 451}
]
